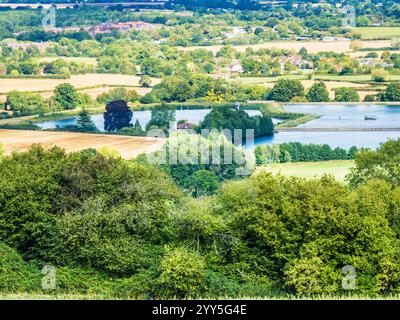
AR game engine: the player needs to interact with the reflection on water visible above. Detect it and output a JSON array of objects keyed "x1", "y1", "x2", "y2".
[
  {"x1": 284, "y1": 104, "x2": 400, "y2": 128},
  {"x1": 253, "y1": 131, "x2": 400, "y2": 150},
  {"x1": 37, "y1": 105, "x2": 400, "y2": 149},
  {"x1": 37, "y1": 109, "x2": 263, "y2": 132}
]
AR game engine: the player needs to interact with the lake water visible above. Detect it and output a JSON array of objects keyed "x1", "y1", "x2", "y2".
[
  {"x1": 283, "y1": 104, "x2": 400, "y2": 129},
  {"x1": 37, "y1": 104, "x2": 400, "y2": 149},
  {"x1": 37, "y1": 109, "x2": 263, "y2": 132}
]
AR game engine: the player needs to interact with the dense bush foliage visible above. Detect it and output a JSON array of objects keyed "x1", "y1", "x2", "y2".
[
  {"x1": 200, "y1": 105, "x2": 274, "y2": 138},
  {"x1": 144, "y1": 131, "x2": 253, "y2": 194},
  {"x1": 2, "y1": 139, "x2": 400, "y2": 298}
]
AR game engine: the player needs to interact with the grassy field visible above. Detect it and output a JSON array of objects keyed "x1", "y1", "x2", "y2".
[
  {"x1": 355, "y1": 27, "x2": 400, "y2": 40},
  {"x1": 0, "y1": 129, "x2": 165, "y2": 159},
  {"x1": 259, "y1": 160, "x2": 354, "y2": 182}
]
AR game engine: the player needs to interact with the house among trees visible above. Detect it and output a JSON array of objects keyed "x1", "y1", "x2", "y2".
[
  {"x1": 90, "y1": 21, "x2": 161, "y2": 36},
  {"x1": 278, "y1": 55, "x2": 313, "y2": 71},
  {"x1": 2, "y1": 40, "x2": 51, "y2": 53},
  {"x1": 177, "y1": 122, "x2": 195, "y2": 130},
  {"x1": 360, "y1": 58, "x2": 392, "y2": 68},
  {"x1": 227, "y1": 60, "x2": 244, "y2": 75}
]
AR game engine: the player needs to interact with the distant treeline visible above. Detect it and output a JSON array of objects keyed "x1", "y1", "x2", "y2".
[{"x1": 255, "y1": 142, "x2": 359, "y2": 165}]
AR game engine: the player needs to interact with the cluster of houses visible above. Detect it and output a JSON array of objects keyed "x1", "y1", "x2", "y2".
[
  {"x1": 39, "y1": 21, "x2": 162, "y2": 37},
  {"x1": 218, "y1": 54, "x2": 312, "y2": 78},
  {"x1": 359, "y1": 58, "x2": 392, "y2": 68},
  {"x1": 89, "y1": 21, "x2": 162, "y2": 36},
  {"x1": 2, "y1": 40, "x2": 51, "y2": 53}
]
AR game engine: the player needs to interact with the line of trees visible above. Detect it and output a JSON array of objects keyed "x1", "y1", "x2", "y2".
[{"x1": 255, "y1": 142, "x2": 359, "y2": 165}]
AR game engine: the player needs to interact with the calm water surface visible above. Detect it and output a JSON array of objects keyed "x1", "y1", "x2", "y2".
[{"x1": 37, "y1": 105, "x2": 400, "y2": 149}]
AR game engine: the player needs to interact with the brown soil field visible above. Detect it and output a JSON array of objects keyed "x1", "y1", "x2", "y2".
[
  {"x1": 181, "y1": 40, "x2": 392, "y2": 54},
  {"x1": 0, "y1": 73, "x2": 160, "y2": 94},
  {"x1": 0, "y1": 129, "x2": 165, "y2": 159}
]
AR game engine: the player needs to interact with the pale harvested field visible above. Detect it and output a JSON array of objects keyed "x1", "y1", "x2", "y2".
[
  {"x1": 36, "y1": 57, "x2": 98, "y2": 65},
  {"x1": 0, "y1": 129, "x2": 165, "y2": 159},
  {"x1": 34, "y1": 86, "x2": 153, "y2": 100},
  {"x1": 181, "y1": 40, "x2": 391, "y2": 54},
  {"x1": 0, "y1": 73, "x2": 160, "y2": 94}
]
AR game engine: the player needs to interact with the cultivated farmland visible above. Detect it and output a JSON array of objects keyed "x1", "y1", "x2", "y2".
[
  {"x1": 0, "y1": 73, "x2": 159, "y2": 101},
  {"x1": 0, "y1": 129, "x2": 165, "y2": 159}
]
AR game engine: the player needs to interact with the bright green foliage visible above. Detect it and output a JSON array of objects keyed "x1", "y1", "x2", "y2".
[
  {"x1": 3, "y1": 139, "x2": 400, "y2": 298},
  {"x1": 53, "y1": 83, "x2": 79, "y2": 110},
  {"x1": 148, "y1": 131, "x2": 254, "y2": 191},
  {"x1": 0, "y1": 242, "x2": 40, "y2": 292},
  {"x1": 255, "y1": 142, "x2": 357, "y2": 165},
  {"x1": 5, "y1": 90, "x2": 47, "y2": 114},
  {"x1": 334, "y1": 87, "x2": 360, "y2": 102},
  {"x1": 285, "y1": 257, "x2": 340, "y2": 295},
  {"x1": 157, "y1": 246, "x2": 206, "y2": 298},
  {"x1": 382, "y1": 83, "x2": 400, "y2": 101},
  {"x1": 96, "y1": 87, "x2": 140, "y2": 104},
  {"x1": 218, "y1": 173, "x2": 400, "y2": 295},
  {"x1": 306, "y1": 81, "x2": 330, "y2": 102},
  {"x1": 269, "y1": 79, "x2": 305, "y2": 102},
  {"x1": 190, "y1": 170, "x2": 219, "y2": 196},
  {"x1": 200, "y1": 105, "x2": 274, "y2": 138},
  {"x1": 348, "y1": 138, "x2": 400, "y2": 187},
  {"x1": 0, "y1": 146, "x2": 180, "y2": 261}
]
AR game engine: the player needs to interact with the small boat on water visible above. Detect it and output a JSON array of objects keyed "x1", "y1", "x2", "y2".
[{"x1": 364, "y1": 115, "x2": 377, "y2": 120}]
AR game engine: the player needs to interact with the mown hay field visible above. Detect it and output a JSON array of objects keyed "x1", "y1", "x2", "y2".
[
  {"x1": 0, "y1": 73, "x2": 159, "y2": 101},
  {"x1": 0, "y1": 129, "x2": 165, "y2": 159},
  {"x1": 0, "y1": 73, "x2": 160, "y2": 93}
]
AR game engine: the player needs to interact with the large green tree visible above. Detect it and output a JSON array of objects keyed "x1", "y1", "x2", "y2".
[
  {"x1": 270, "y1": 79, "x2": 305, "y2": 102},
  {"x1": 306, "y1": 81, "x2": 330, "y2": 102},
  {"x1": 334, "y1": 87, "x2": 360, "y2": 102},
  {"x1": 53, "y1": 83, "x2": 79, "y2": 110},
  {"x1": 382, "y1": 83, "x2": 400, "y2": 101}
]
